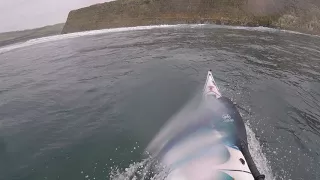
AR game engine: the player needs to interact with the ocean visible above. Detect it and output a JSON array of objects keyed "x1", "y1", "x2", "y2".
[{"x1": 0, "y1": 25, "x2": 319, "y2": 180}]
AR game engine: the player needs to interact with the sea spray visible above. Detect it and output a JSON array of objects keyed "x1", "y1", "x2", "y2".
[{"x1": 111, "y1": 93, "x2": 275, "y2": 179}]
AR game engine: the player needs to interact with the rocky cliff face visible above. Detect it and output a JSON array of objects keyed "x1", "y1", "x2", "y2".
[{"x1": 62, "y1": 0, "x2": 320, "y2": 34}]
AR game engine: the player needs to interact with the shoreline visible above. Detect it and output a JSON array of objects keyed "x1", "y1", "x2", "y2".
[
  {"x1": 1, "y1": 24, "x2": 319, "y2": 54},
  {"x1": 61, "y1": 0, "x2": 320, "y2": 35},
  {"x1": 0, "y1": 23, "x2": 64, "y2": 48}
]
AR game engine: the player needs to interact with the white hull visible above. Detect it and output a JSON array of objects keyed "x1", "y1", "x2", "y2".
[{"x1": 162, "y1": 71, "x2": 254, "y2": 180}]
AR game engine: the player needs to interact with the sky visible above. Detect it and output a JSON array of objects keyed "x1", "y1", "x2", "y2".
[{"x1": 0, "y1": 0, "x2": 111, "y2": 32}]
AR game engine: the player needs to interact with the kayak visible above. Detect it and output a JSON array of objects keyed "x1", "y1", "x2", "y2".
[
  {"x1": 148, "y1": 70, "x2": 265, "y2": 180},
  {"x1": 203, "y1": 70, "x2": 222, "y2": 99}
]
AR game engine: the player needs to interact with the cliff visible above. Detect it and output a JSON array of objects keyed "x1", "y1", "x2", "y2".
[{"x1": 62, "y1": 0, "x2": 320, "y2": 35}]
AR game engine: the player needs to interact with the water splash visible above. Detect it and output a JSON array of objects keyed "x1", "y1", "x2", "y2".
[
  {"x1": 109, "y1": 157, "x2": 170, "y2": 180},
  {"x1": 246, "y1": 122, "x2": 276, "y2": 180},
  {"x1": 110, "y1": 93, "x2": 276, "y2": 180}
]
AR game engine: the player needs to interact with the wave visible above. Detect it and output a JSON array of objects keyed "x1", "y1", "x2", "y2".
[
  {"x1": 1, "y1": 24, "x2": 319, "y2": 54},
  {"x1": 0, "y1": 25, "x2": 180, "y2": 54}
]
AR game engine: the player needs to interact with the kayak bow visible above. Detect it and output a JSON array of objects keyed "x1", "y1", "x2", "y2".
[
  {"x1": 204, "y1": 70, "x2": 222, "y2": 98},
  {"x1": 147, "y1": 70, "x2": 265, "y2": 180}
]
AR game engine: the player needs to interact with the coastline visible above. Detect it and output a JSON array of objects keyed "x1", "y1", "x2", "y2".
[
  {"x1": 0, "y1": 23, "x2": 64, "y2": 48},
  {"x1": 2, "y1": 24, "x2": 320, "y2": 55},
  {"x1": 62, "y1": 0, "x2": 320, "y2": 35}
]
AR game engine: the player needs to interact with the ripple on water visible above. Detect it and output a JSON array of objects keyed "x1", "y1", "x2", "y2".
[{"x1": 0, "y1": 25, "x2": 319, "y2": 180}]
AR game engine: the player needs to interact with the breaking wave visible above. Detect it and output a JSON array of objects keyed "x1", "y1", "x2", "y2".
[{"x1": 1, "y1": 24, "x2": 319, "y2": 54}]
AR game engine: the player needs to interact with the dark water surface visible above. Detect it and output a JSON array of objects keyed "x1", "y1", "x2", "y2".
[{"x1": 0, "y1": 25, "x2": 319, "y2": 180}]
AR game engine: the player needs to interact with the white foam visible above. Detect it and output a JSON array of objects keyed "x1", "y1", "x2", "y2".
[
  {"x1": 1, "y1": 24, "x2": 319, "y2": 54},
  {"x1": 0, "y1": 24, "x2": 182, "y2": 54},
  {"x1": 246, "y1": 123, "x2": 276, "y2": 180},
  {"x1": 214, "y1": 25, "x2": 280, "y2": 33}
]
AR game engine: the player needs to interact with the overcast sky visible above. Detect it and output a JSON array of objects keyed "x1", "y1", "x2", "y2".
[{"x1": 0, "y1": 0, "x2": 111, "y2": 32}]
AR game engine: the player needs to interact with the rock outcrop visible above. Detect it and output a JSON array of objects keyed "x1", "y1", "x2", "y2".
[{"x1": 62, "y1": 0, "x2": 320, "y2": 35}]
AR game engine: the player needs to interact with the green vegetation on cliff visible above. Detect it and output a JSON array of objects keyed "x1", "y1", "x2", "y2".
[
  {"x1": 0, "y1": 23, "x2": 64, "y2": 47},
  {"x1": 62, "y1": 0, "x2": 320, "y2": 34}
]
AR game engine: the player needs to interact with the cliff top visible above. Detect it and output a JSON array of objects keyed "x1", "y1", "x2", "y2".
[{"x1": 60, "y1": 0, "x2": 320, "y2": 35}]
